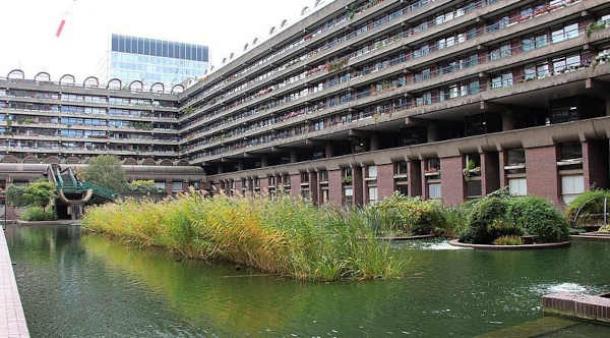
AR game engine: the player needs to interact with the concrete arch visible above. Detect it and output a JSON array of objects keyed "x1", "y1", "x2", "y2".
[
  {"x1": 43, "y1": 156, "x2": 61, "y2": 164},
  {"x1": 34, "y1": 72, "x2": 51, "y2": 82},
  {"x1": 122, "y1": 157, "x2": 137, "y2": 165},
  {"x1": 59, "y1": 74, "x2": 76, "y2": 86},
  {"x1": 83, "y1": 76, "x2": 100, "y2": 88},
  {"x1": 107, "y1": 78, "x2": 122, "y2": 90},
  {"x1": 22, "y1": 155, "x2": 40, "y2": 164},
  {"x1": 66, "y1": 156, "x2": 81, "y2": 164},
  {"x1": 7, "y1": 69, "x2": 25, "y2": 80},
  {"x1": 1, "y1": 155, "x2": 20, "y2": 163},
  {"x1": 158, "y1": 159, "x2": 173, "y2": 166},
  {"x1": 171, "y1": 84, "x2": 185, "y2": 94},
  {"x1": 129, "y1": 80, "x2": 144, "y2": 92},
  {"x1": 140, "y1": 158, "x2": 157, "y2": 166},
  {"x1": 150, "y1": 82, "x2": 165, "y2": 94}
]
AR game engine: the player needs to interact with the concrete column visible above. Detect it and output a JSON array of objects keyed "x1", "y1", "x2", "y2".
[
  {"x1": 427, "y1": 124, "x2": 439, "y2": 142},
  {"x1": 441, "y1": 156, "x2": 466, "y2": 206},
  {"x1": 260, "y1": 156, "x2": 268, "y2": 168},
  {"x1": 498, "y1": 150, "x2": 507, "y2": 188},
  {"x1": 217, "y1": 165, "x2": 224, "y2": 174},
  {"x1": 236, "y1": 161, "x2": 244, "y2": 171},
  {"x1": 328, "y1": 169, "x2": 343, "y2": 206},
  {"x1": 377, "y1": 163, "x2": 395, "y2": 201},
  {"x1": 324, "y1": 142, "x2": 333, "y2": 158},
  {"x1": 290, "y1": 173, "x2": 301, "y2": 198},
  {"x1": 408, "y1": 160, "x2": 422, "y2": 198},
  {"x1": 481, "y1": 152, "x2": 500, "y2": 195},
  {"x1": 525, "y1": 145, "x2": 560, "y2": 206},
  {"x1": 352, "y1": 165, "x2": 364, "y2": 207},
  {"x1": 420, "y1": 160, "x2": 429, "y2": 200},
  {"x1": 309, "y1": 171, "x2": 319, "y2": 205},
  {"x1": 165, "y1": 179, "x2": 173, "y2": 196},
  {"x1": 583, "y1": 140, "x2": 609, "y2": 190},
  {"x1": 370, "y1": 134, "x2": 380, "y2": 151},
  {"x1": 502, "y1": 111, "x2": 515, "y2": 131}
]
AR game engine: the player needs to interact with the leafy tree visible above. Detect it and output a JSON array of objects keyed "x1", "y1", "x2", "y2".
[
  {"x1": 6, "y1": 180, "x2": 56, "y2": 210},
  {"x1": 83, "y1": 155, "x2": 128, "y2": 193}
]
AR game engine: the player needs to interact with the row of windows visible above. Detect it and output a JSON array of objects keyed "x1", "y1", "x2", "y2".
[{"x1": 111, "y1": 34, "x2": 209, "y2": 62}]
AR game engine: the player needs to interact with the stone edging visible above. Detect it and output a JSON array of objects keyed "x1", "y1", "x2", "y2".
[
  {"x1": 377, "y1": 234, "x2": 436, "y2": 241},
  {"x1": 17, "y1": 220, "x2": 81, "y2": 227},
  {"x1": 570, "y1": 232, "x2": 610, "y2": 241},
  {"x1": 448, "y1": 239, "x2": 571, "y2": 250}
]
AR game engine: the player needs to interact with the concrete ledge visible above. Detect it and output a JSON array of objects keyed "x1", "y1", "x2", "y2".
[
  {"x1": 448, "y1": 239, "x2": 571, "y2": 250},
  {"x1": 571, "y1": 233, "x2": 610, "y2": 241},
  {"x1": 377, "y1": 234, "x2": 436, "y2": 241},
  {"x1": 543, "y1": 292, "x2": 610, "y2": 324},
  {"x1": 16, "y1": 220, "x2": 80, "y2": 227},
  {"x1": 0, "y1": 230, "x2": 30, "y2": 337}
]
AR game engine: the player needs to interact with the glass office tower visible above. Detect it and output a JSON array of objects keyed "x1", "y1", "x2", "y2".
[{"x1": 109, "y1": 34, "x2": 209, "y2": 88}]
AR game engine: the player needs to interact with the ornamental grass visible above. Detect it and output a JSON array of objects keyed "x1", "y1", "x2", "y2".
[{"x1": 83, "y1": 193, "x2": 402, "y2": 282}]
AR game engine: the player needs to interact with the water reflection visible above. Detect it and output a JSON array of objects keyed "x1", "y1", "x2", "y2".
[{"x1": 7, "y1": 225, "x2": 610, "y2": 337}]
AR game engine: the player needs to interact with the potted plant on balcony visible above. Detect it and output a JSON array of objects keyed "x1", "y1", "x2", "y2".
[
  {"x1": 342, "y1": 176, "x2": 353, "y2": 185},
  {"x1": 463, "y1": 159, "x2": 481, "y2": 178}
]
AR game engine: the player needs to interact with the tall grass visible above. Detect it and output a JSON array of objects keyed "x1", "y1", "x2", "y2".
[{"x1": 83, "y1": 193, "x2": 402, "y2": 282}]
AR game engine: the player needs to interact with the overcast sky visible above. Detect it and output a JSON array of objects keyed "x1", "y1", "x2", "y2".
[{"x1": 0, "y1": 0, "x2": 327, "y2": 82}]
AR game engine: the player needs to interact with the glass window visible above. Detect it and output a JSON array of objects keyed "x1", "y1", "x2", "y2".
[
  {"x1": 562, "y1": 175, "x2": 584, "y2": 204},
  {"x1": 368, "y1": 186, "x2": 378, "y2": 203},
  {"x1": 509, "y1": 178, "x2": 527, "y2": 196},
  {"x1": 522, "y1": 37, "x2": 535, "y2": 52},
  {"x1": 429, "y1": 183, "x2": 442, "y2": 199}
]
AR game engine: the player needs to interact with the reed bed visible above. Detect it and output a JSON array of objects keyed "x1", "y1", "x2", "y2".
[{"x1": 83, "y1": 193, "x2": 402, "y2": 282}]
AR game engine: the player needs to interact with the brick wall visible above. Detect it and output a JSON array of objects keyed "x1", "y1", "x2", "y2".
[
  {"x1": 526, "y1": 145, "x2": 560, "y2": 206},
  {"x1": 481, "y1": 152, "x2": 500, "y2": 195},
  {"x1": 583, "y1": 140, "x2": 609, "y2": 191},
  {"x1": 290, "y1": 173, "x2": 301, "y2": 198},
  {"x1": 408, "y1": 160, "x2": 422, "y2": 197},
  {"x1": 441, "y1": 156, "x2": 465, "y2": 206},
  {"x1": 328, "y1": 169, "x2": 343, "y2": 206},
  {"x1": 353, "y1": 166, "x2": 364, "y2": 207},
  {"x1": 377, "y1": 163, "x2": 395, "y2": 201}
]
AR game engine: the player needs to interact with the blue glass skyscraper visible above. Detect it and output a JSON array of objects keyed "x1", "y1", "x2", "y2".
[{"x1": 108, "y1": 34, "x2": 209, "y2": 88}]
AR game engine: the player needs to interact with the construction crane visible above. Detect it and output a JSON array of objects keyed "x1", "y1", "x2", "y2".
[{"x1": 55, "y1": 0, "x2": 79, "y2": 38}]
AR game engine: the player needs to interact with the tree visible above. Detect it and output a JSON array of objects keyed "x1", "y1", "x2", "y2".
[
  {"x1": 129, "y1": 180, "x2": 161, "y2": 194},
  {"x1": 6, "y1": 180, "x2": 56, "y2": 210},
  {"x1": 82, "y1": 155, "x2": 128, "y2": 193}
]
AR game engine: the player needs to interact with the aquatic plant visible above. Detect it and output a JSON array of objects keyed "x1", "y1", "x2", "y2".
[
  {"x1": 371, "y1": 193, "x2": 446, "y2": 235},
  {"x1": 83, "y1": 193, "x2": 402, "y2": 282}
]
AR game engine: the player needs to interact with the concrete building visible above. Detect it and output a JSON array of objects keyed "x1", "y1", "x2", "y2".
[{"x1": 3, "y1": 0, "x2": 610, "y2": 207}]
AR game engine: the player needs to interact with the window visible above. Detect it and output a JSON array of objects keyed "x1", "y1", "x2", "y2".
[
  {"x1": 509, "y1": 178, "x2": 527, "y2": 196},
  {"x1": 172, "y1": 181, "x2": 183, "y2": 193},
  {"x1": 552, "y1": 23, "x2": 579, "y2": 44},
  {"x1": 562, "y1": 175, "x2": 584, "y2": 204},
  {"x1": 429, "y1": 183, "x2": 442, "y2": 199},
  {"x1": 367, "y1": 165, "x2": 377, "y2": 179},
  {"x1": 368, "y1": 186, "x2": 378, "y2": 203},
  {"x1": 522, "y1": 37, "x2": 535, "y2": 52}
]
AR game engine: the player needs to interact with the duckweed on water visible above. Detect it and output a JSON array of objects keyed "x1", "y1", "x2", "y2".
[{"x1": 83, "y1": 193, "x2": 402, "y2": 282}]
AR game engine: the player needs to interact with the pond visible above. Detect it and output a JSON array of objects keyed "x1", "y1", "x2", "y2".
[{"x1": 5, "y1": 225, "x2": 610, "y2": 337}]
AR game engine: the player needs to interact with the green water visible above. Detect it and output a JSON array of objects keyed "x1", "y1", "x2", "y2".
[{"x1": 5, "y1": 225, "x2": 610, "y2": 337}]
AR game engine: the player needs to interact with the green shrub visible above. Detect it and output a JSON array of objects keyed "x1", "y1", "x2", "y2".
[
  {"x1": 489, "y1": 219, "x2": 523, "y2": 239},
  {"x1": 465, "y1": 196, "x2": 509, "y2": 244},
  {"x1": 374, "y1": 194, "x2": 445, "y2": 235},
  {"x1": 507, "y1": 196, "x2": 569, "y2": 243},
  {"x1": 493, "y1": 235, "x2": 524, "y2": 246},
  {"x1": 21, "y1": 207, "x2": 56, "y2": 222},
  {"x1": 565, "y1": 190, "x2": 610, "y2": 227}
]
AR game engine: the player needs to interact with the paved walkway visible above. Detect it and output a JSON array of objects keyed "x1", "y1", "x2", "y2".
[{"x1": 0, "y1": 229, "x2": 30, "y2": 337}]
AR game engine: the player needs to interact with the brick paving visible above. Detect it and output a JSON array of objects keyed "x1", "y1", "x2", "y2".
[{"x1": 0, "y1": 229, "x2": 30, "y2": 337}]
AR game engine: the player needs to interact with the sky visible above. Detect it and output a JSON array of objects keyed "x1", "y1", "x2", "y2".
[{"x1": 0, "y1": 0, "x2": 328, "y2": 82}]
